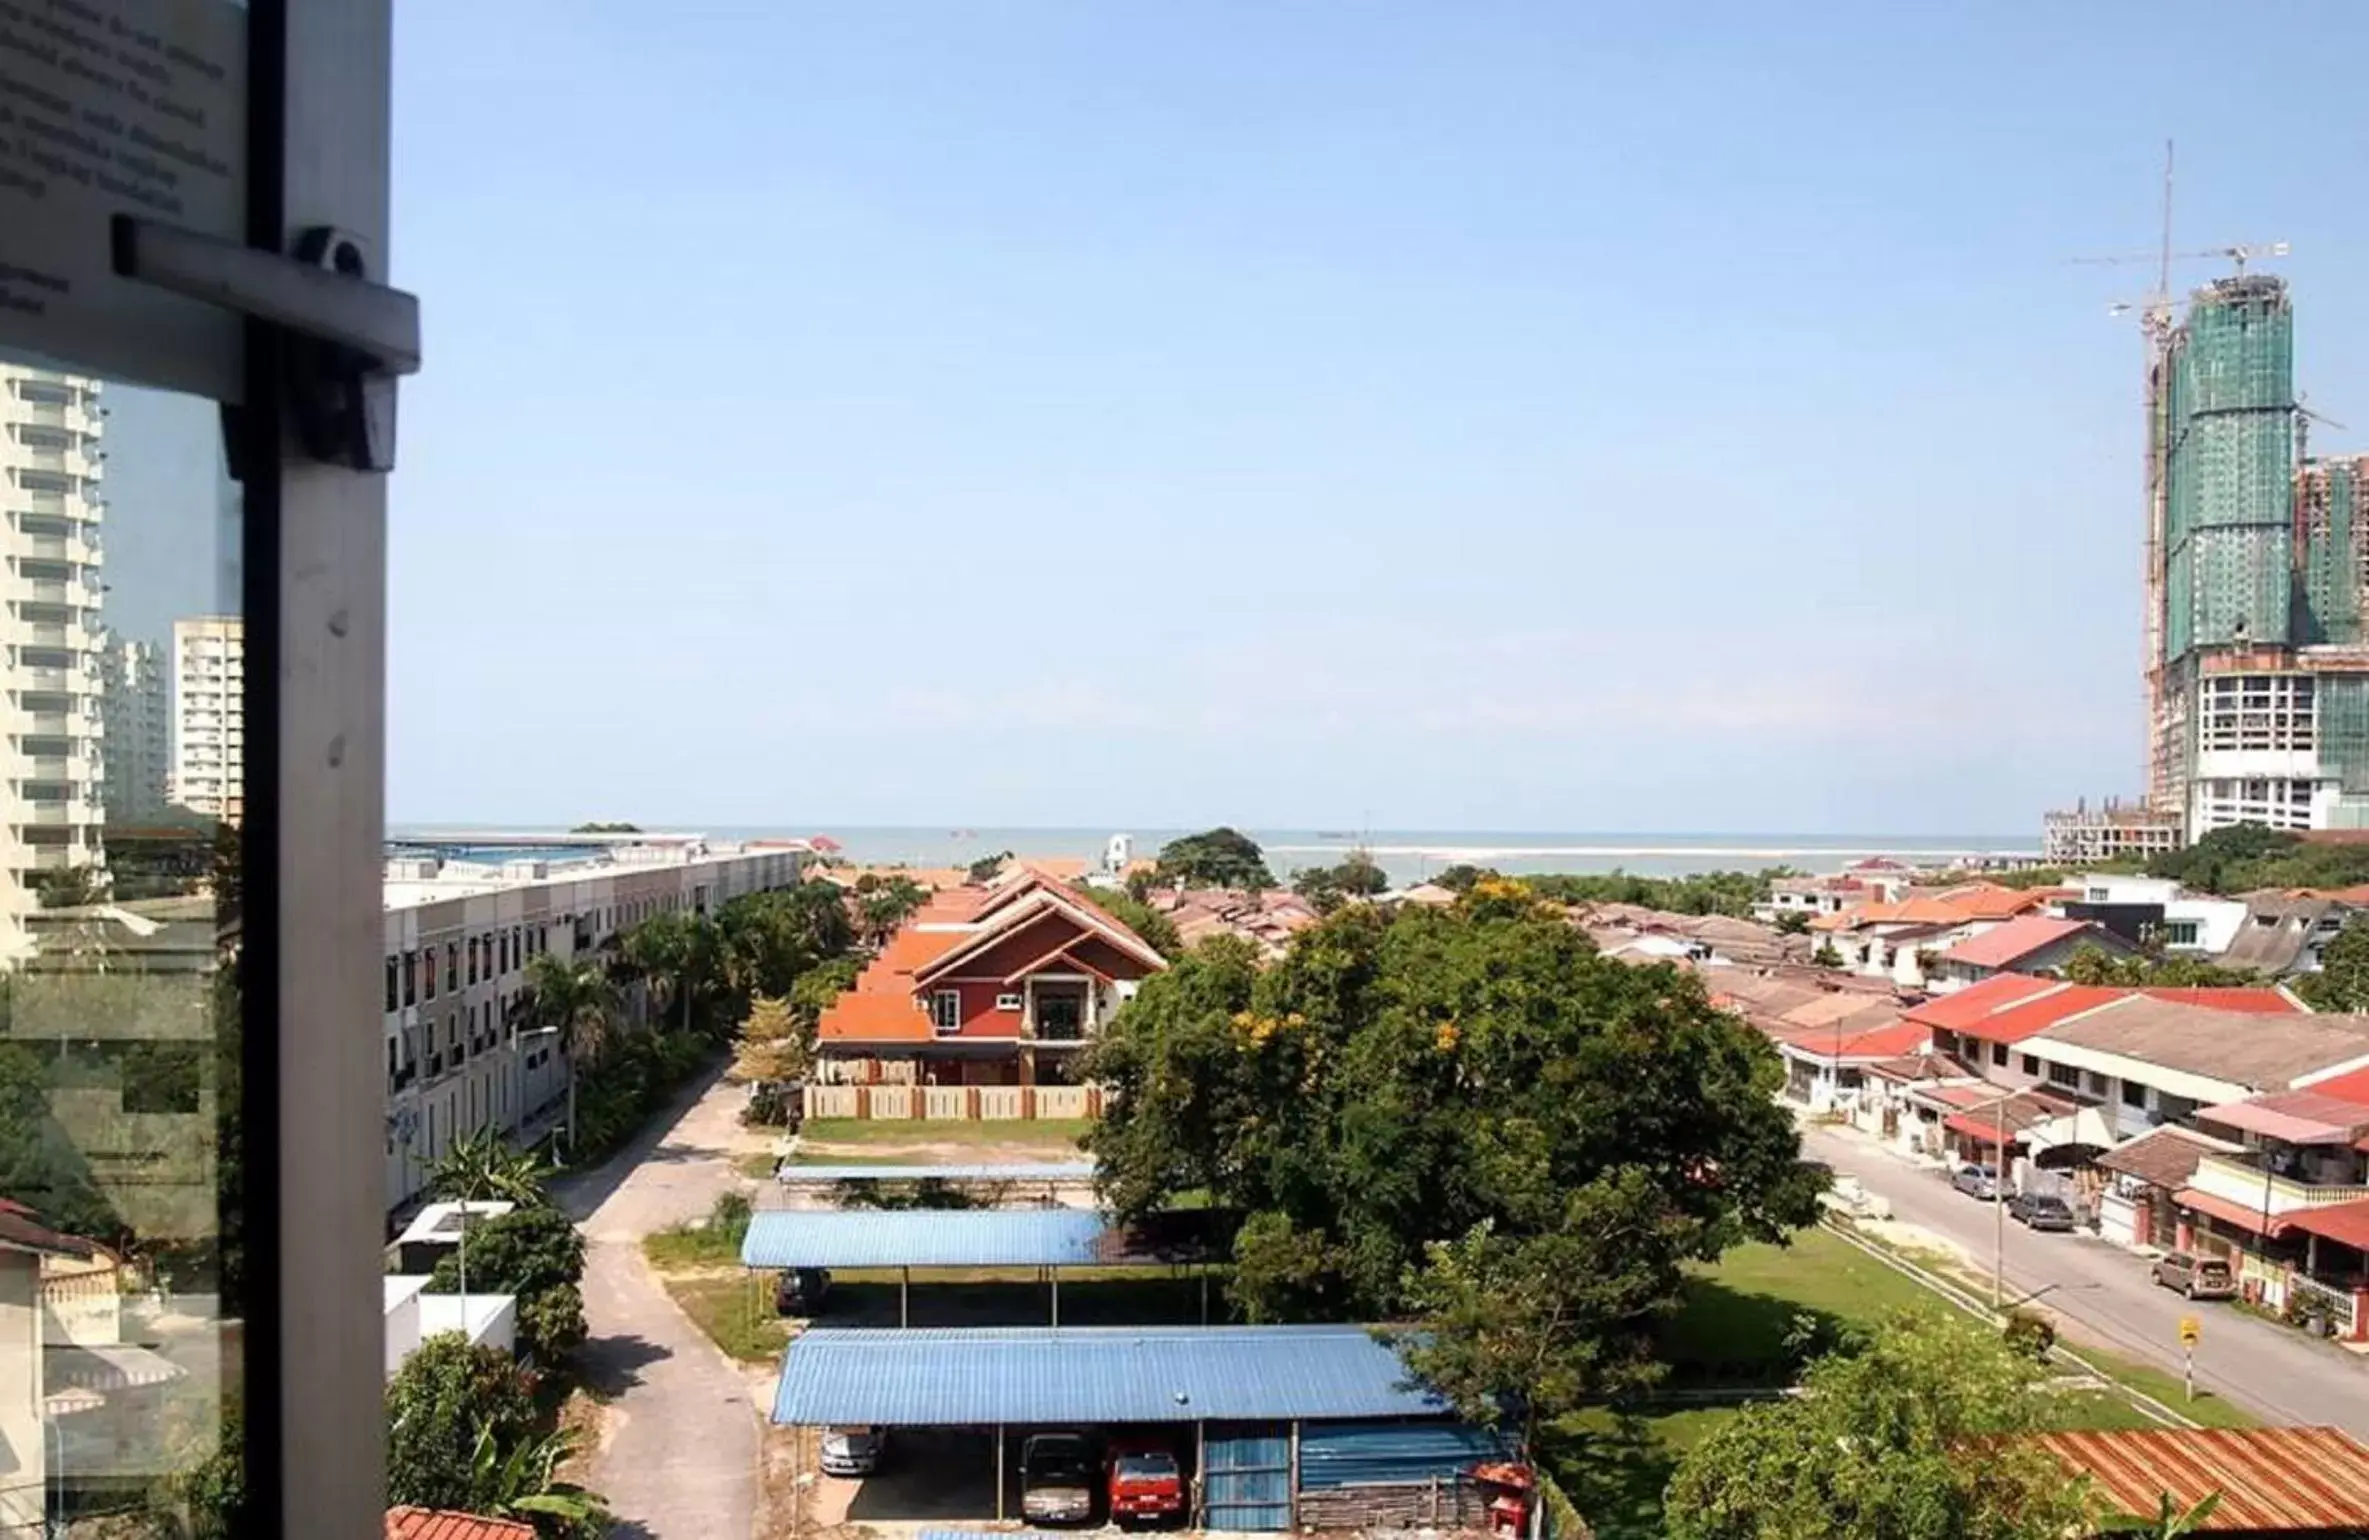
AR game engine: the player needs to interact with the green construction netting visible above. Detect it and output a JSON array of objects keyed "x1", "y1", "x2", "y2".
[
  {"x1": 2317, "y1": 674, "x2": 2369, "y2": 795},
  {"x1": 2165, "y1": 279, "x2": 2296, "y2": 653},
  {"x1": 2301, "y1": 462, "x2": 2362, "y2": 646}
]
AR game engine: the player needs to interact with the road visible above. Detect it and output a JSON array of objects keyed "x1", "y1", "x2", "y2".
[
  {"x1": 1801, "y1": 1121, "x2": 2369, "y2": 1433},
  {"x1": 556, "y1": 1068, "x2": 764, "y2": 1540}
]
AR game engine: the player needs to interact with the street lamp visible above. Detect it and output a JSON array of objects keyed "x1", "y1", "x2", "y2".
[{"x1": 1962, "y1": 1085, "x2": 2024, "y2": 1311}]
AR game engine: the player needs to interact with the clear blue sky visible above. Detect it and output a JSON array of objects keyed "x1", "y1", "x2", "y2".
[{"x1": 384, "y1": 2, "x2": 2369, "y2": 834}]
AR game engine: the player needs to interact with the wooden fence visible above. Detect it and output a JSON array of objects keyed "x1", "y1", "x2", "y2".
[{"x1": 801, "y1": 1084, "x2": 1103, "y2": 1122}]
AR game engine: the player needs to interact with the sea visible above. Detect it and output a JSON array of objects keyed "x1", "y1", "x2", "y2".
[{"x1": 393, "y1": 825, "x2": 2041, "y2": 888}]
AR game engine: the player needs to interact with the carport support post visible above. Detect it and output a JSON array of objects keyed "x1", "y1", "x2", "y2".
[
  {"x1": 996, "y1": 1424, "x2": 1005, "y2": 1522},
  {"x1": 1288, "y1": 1419, "x2": 1302, "y2": 1529},
  {"x1": 1195, "y1": 1420, "x2": 1207, "y2": 1528},
  {"x1": 1051, "y1": 1268, "x2": 1061, "y2": 1327},
  {"x1": 900, "y1": 1266, "x2": 909, "y2": 1328},
  {"x1": 1199, "y1": 1269, "x2": 1209, "y2": 1324}
]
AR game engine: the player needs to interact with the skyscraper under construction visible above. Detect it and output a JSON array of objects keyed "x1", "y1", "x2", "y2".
[{"x1": 2144, "y1": 275, "x2": 2369, "y2": 838}]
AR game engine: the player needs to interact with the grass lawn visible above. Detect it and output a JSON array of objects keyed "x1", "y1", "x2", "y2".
[
  {"x1": 643, "y1": 1219, "x2": 745, "y2": 1269},
  {"x1": 734, "y1": 1152, "x2": 781, "y2": 1179},
  {"x1": 793, "y1": 1117, "x2": 1094, "y2": 1152},
  {"x1": 657, "y1": 1270, "x2": 791, "y2": 1364}
]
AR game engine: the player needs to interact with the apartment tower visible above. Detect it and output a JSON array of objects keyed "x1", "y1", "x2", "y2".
[
  {"x1": 171, "y1": 616, "x2": 245, "y2": 824},
  {"x1": 99, "y1": 632, "x2": 171, "y2": 822},
  {"x1": 0, "y1": 365, "x2": 109, "y2": 936}
]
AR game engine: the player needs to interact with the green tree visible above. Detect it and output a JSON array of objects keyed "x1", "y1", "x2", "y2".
[
  {"x1": 2096, "y1": 1492, "x2": 2223, "y2": 1537},
  {"x1": 1292, "y1": 852, "x2": 1388, "y2": 916},
  {"x1": 1071, "y1": 883, "x2": 1183, "y2": 959},
  {"x1": 790, "y1": 954, "x2": 862, "y2": 1027},
  {"x1": 853, "y1": 874, "x2": 929, "y2": 946},
  {"x1": 518, "y1": 953, "x2": 621, "y2": 1156},
  {"x1": 1084, "y1": 885, "x2": 1822, "y2": 1333},
  {"x1": 1773, "y1": 909, "x2": 1812, "y2": 935},
  {"x1": 967, "y1": 850, "x2": 1015, "y2": 883},
  {"x1": 1154, "y1": 827, "x2": 1276, "y2": 890},
  {"x1": 2061, "y1": 941, "x2": 2262, "y2": 988},
  {"x1": 1813, "y1": 941, "x2": 1843, "y2": 968},
  {"x1": 1434, "y1": 864, "x2": 1492, "y2": 894},
  {"x1": 733, "y1": 993, "x2": 809, "y2": 1086},
  {"x1": 1395, "y1": 1171, "x2": 1699, "y2": 1452},
  {"x1": 621, "y1": 909, "x2": 722, "y2": 1034},
  {"x1": 714, "y1": 882, "x2": 851, "y2": 1005},
  {"x1": 1520, "y1": 868, "x2": 1790, "y2": 918},
  {"x1": 570, "y1": 820, "x2": 641, "y2": 832},
  {"x1": 34, "y1": 862, "x2": 107, "y2": 909},
  {"x1": 2301, "y1": 916, "x2": 2369, "y2": 1010},
  {"x1": 385, "y1": 1334, "x2": 539, "y2": 1515},
  {"x1": 427, "y1": 1205, "x2": 587, "y2": 1361},
  {"x1": 425, "y1": 1126, "x2": 554, "y2": 1317},
  {"x1": 1662, "y1": 1313, "x2": 2090, "y2": 1540}
]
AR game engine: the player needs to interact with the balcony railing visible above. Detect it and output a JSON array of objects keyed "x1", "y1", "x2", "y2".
[{"x1": 2192, "y1": 1152, "x2": 2369, "y2": 1215}]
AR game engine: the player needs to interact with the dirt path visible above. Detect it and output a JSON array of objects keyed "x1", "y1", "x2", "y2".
[{"x1": 556, "y1": 1069, "x2": 774, "y2": 1539}]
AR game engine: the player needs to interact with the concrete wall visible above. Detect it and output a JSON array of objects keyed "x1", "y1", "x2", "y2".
[{"x1": 0, "y1": 1254, "x2": 41, "y2": 1538}]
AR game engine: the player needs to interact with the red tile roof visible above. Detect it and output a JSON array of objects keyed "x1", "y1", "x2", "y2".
[
  {"x1": 385, "y1": 1508, "x2": 537, "y2": 1540},
  {"x1": 1933, "y1": 916, "x2": 2101, "y2": 970},
  {"x1": 2306, "y1": 1062, "x2": 2369, "y2": 1107},
  {"x1": 2033, "y1": 1426, "x2": 2369, "y2": 1532},
  {"x1": 1954, "y1": 984, "x2": 2128, "y2": 1045},
  {"x1": 1905, "y1": 974, "x2": 2065, "y2": 1031},
  {"x1": 1771, "y1": 1018, "x2": 1931, "y2": 1061},
  {"x1": 2284, "y1": 1198, "x2": 2369, "y2": 1253},
  {"x1": 2133, "y1": 986, "x2": 2307, "y2": 1014}
]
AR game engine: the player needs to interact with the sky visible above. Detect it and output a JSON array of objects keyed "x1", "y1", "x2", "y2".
[{"x1": 383, "y1": 2, "x2": 2369, "y2": 834}]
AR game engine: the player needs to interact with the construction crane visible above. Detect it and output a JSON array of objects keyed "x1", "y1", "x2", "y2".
[{"x1": 2298, "y1": 393, "x2": 2348, "y2": 464}]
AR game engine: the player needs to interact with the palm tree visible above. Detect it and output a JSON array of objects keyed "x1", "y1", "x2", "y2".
[
  {"x1": 518, "y1": 952, "x2": 620, "y2": 1156},
  {"x1": 854, "y1": 876, "x2": 928, "y2": 948},
  {"x1": 425, "y1": 1127, "x2": 551, "y2": 1305},
  {"x1": 620, "y1": 910, "x2": 720, "y2": 1034}
]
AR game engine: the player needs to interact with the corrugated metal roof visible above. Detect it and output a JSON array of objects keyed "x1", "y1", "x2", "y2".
[
  {"x1": 2034, "y1": 1426, "x2": 2369, "y2": 1531},
  {"x1": 740, "y1": 1208, "x2": 1107, "y2": 1268},
  {"x1": 1298, "y1": 1420, "x2": 1508, "y2": 1489},
  {"x1": 773, "y1": 1162, "x2": 1096, "y2": 1185},
  {"x1": 770, "y1": 1326, "x2": 1452, "y2": 1426}
]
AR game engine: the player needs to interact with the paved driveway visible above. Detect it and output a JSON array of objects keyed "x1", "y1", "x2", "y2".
[
  {"x1": 557, "y1": 1068, "x2": 763, "y2": 1540},
  {"x1": 1802, "y1": 1121, "x2": 2369, "y2": 1431}
]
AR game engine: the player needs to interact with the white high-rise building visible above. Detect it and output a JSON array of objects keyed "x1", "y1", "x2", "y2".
[
  {"x1": 171, "y1": 615, "x2": 244, "y2": 825},
  {"x1": 0, "y1": 366, "x2": 109, "y2": 939},
  {"x1": 100, "y1": 632, "x2": 170, "y2": 822}
]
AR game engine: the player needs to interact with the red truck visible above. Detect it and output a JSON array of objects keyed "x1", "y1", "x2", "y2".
[{"x1": 1104, "y1": 1438, "x2": 1185, "y2": 1526}]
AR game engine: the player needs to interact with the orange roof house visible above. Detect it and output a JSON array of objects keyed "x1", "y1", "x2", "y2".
[{"x1": 816, "y1": 867, "x2": 1167, "y2": 1088}]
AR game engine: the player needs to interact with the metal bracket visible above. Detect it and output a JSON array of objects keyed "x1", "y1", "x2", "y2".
[{"x1": 111, "y1": 216, "x2": 422, "y2": 472}]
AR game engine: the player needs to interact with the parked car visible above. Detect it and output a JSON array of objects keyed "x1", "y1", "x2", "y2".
[
  {"x1": 1951, "y1": 1163, "x2": 2001, "y2": 1200},
  {"x1": 1106, "y1": 1438, "x2": 1186, "y2": 1526},
  {"x1": 2007, "y1": 1192, "x2": 2076, "y2": 1231},
  {"x1": 1022, "y1": 1432, "x2": 1102, "y2": 1524},
  {"x1": 2150, "y1": 1251, "x2": 2238, "y2": 1300},
  {"x1": 819, "y1": 1425, "x2": 886, "y2": 1477},
  {"x1": 775, "y1": 1266, "x2": 831, "y2": 1316}
]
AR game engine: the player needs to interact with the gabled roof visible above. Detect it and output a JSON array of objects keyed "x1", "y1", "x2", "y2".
[
  {"x1": 386, "y1": 1509, "x2": 537, "y2": 1540},
  {"x1": 1811, "y1": 884, "x2": 2049, "y2": 934},
  {"x1": 2035, "y1": 1002, "x2": 2369, "y2": 1093},
  {"x1": 1951, "y1": 984, "x2": 2128, "y2": 1045},
  {"x1": 1905, "y1": 974, "x2": 2065, "y2": 1030},
  {"x1": 1934, "y1": 916, "x2": 2117, "y2": 970},
  {"x1": 2032, "y1": 1427, "x2": 2369, "y2": 1533},
  {"x1": 1771, "y1": 1017, "x2": 1930, "y2": 1061},
  {"x1": 913, "y1": 890, "x2": 1166, "y2": 984},
  {"x1": 2095, "y1": 1123, "x2": 2236, "y2": 1189}
]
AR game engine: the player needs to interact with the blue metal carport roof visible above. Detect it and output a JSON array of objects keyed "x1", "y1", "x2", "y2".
[
  {"x1": 772, "y1": 1162, "x2": 1096, "y2": 1185},
  {"x1": 769, "y1": 1325, "x2": 1452, "y2": 1426},
  {"x1": 740, "y1": 1208, "x2": 1109, "y2": 1269}
]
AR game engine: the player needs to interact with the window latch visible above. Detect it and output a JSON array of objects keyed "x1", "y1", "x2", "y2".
[{"x1": 110, "y1": 216, "x2": 421, "y2": 472}]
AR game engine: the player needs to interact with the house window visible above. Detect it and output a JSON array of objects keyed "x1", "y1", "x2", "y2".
[
  {"x1": 2085, "y1": 1071, "x2": 2109, "y2": 1096},
  {"x1": 445, "y1": 942, "x2": 458, "y2": 991},
  {"x1": 2047, "y1": 1062, "x2": 2080, "y2": 1089},
  {"x1": 1990, "y1": 1042, "x2": 2007, "y2": 1067},
  {"x1": 468, "y1": 937, "x2": 480, "y2": 984},
  {"x1": 2164, "y1": 920, "x2": 2200, "y2": 947},
  {"x1": 404, "y1": 950, "x2": 418, "y2": 1006},
  {"x1": 2121, "y1": 1080, "x2": 2147, "y2": 1109},
  {"x1": 386, "y1": 956, "x2": 398, "y2": 1012},
  {"x1": 2020, "y1": 1053, "x2": 2039, "y2": 1075},
  {"x1": 931, "y1": 990, "x2": 962, "y2": 1034},
  {"x1": 996, "y1": 992, "x2": 1024, "y2": 1011}
]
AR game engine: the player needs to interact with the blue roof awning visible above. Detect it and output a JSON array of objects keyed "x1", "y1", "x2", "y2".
[
  {"x1": 740, "y1": 1208, "x2": 1109, "y2": 1269},
  {"x1": 772, "y1": 1162, "x2": 1096, "y2": 1185},
  {"x1": 770, "y1": 1325, "x2": 1452, "y2": 1426}
]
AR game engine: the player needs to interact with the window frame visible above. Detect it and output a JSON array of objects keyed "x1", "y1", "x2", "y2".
[{"x1": 931, "y1": 989, "x2": 963, "y2": 1034}]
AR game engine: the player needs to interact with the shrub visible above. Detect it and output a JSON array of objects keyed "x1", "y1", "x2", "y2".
[
  {"x1": 386, "y1": 1335, "x2": 538, "y2": 1513},
  {"x1": 2002, "y1": 1308, "x2": 2056, "y2": 1361}
]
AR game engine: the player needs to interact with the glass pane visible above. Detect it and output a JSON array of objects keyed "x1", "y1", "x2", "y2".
[{"x1": 0, "y1": 354, "x2": 243, "y2": 1537}]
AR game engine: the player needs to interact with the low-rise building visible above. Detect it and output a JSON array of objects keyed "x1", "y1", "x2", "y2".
[
  {"x1": 383, "y1": 1275, "x2": 516, "y2": 1380},
  {"x1": 2041, "y1": 797, "x2": 2186, "y2": 865},
  {"x1": 2219, "y1": 890, "x2": 2361, "y2": 976},
  {"x1": 1923, "y1": 915, "x2": 2137, "y2": 993},
  {"x1": 381, "y1": 837, "x2": 806, "y2": 1211},
  {"x1": 1811, "y1": 883, "x2": 2055, "y2": 988},
  {"x1": 2056, "y1": 872, "x2": 2249, "y2": 955},
  {"x1": 815, "y1": 868, "x2": 1166, "y2": 1089}
]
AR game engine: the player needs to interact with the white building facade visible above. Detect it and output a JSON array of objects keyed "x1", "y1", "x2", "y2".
[
  {"x1": 99, "y1": 632, "x2": 170, "y2": 823},
  {"x1": 0, "y1": 365, "x2": 108, "y2": 951},
  {"x1": 170, "y1": 616, "x2": 243, "y2": 824},
  {"x1": 382, "y1": 840, "x2": 806, "y2": 1210}
]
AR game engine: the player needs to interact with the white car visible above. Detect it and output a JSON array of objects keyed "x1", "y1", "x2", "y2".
[{"x1": 820, "y1": 1426, "x2": 886, "y2": 1477}]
